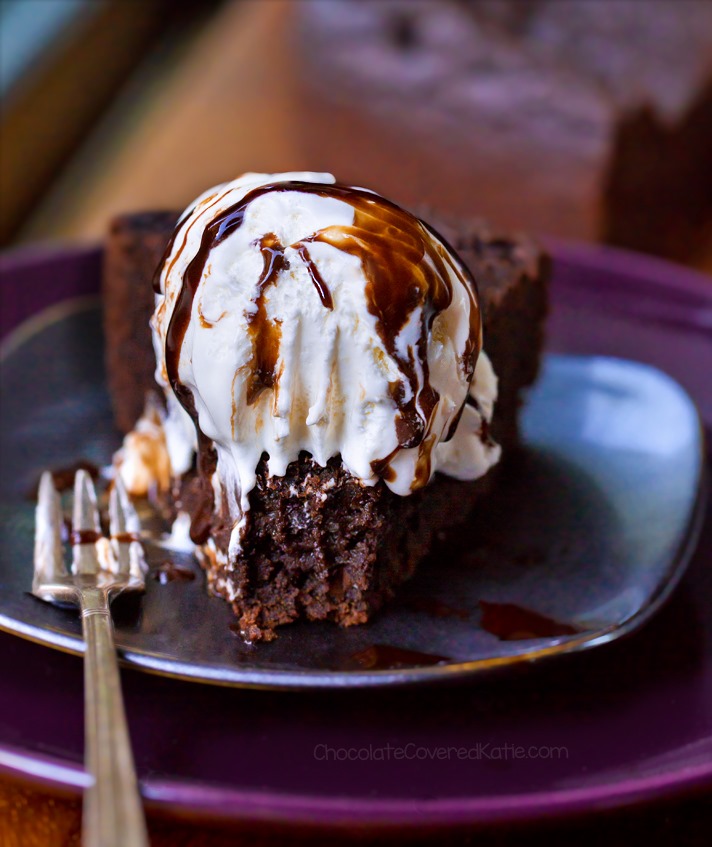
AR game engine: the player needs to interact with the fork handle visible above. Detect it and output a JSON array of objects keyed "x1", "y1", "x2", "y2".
[{"x1": 81, "y1": 589, "x2": 149, "y2": 847}]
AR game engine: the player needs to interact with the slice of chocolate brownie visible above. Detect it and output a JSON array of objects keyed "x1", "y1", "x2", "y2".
[
  {"x1": 424, "y1": 212, "x2": 550, "y2": 449},
  {"x1": 103, "y1": 211, "x2": 178, "y2": 433},
  {"x1": 197, "y1": 453, "x2": 496, "y2": 642},
  {"x1": 103, "y1": 206, "x2": 548, "y2": 640}
]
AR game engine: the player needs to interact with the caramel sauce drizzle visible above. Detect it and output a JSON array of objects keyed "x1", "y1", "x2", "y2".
[{"x1": 160, "y1": 180, "x2": 481, "y2": 515}]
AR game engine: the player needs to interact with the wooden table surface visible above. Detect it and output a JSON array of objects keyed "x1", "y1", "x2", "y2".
[
  {"x1": 3, "y1": 1, "x2": 711, "y2": 844},
  {"x1": 22, "y1": 0, "x2": 304, "y2": 245},
  {"x1": 17, "y1": 0, "x2": 712, "y2": 276}
]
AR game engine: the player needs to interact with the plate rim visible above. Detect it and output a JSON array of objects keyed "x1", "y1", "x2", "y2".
[{"x1": 1, "y1": 736, "x2": 712, "y2": 830}]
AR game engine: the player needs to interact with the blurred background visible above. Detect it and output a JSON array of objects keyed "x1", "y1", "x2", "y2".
[{"x1": 1, "y1": 0, "x2": 711, "y2": 270}]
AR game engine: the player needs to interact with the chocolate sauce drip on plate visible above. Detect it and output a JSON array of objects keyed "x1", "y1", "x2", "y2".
[
  {"x1": 111, "y1": 532, "x2": 141, "y2": 544},
  {"x1": 479, "y1": 601, "x2": 580, "y2": 641},
  {"x1": 70, "y1": 529, "x2": 101, "y2": 546},
  {"x1": 69, "y1": 530, "x2": 140, "y2": 546},
  {"x1": 345, "y1": 644, "x2": 452, "y2": 670},
  {"x1": 161, "y1": 180, "x2": 481, "y2": 510},
  {"x1": 153, "y1": 561, "x2": 196, "y2": 584}
]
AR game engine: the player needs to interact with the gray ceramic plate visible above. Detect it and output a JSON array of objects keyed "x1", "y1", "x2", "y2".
[{"x1": 0, "y1": 301, "x2": 706, "y2": 688}]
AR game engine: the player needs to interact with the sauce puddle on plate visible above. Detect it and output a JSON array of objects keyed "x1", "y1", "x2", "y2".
[
  {"x1": 479, "y1": 601, "x2": 580, "y2": 640},
  {"x1": 344, "y1": 644, "x2": 452, "y2": 671}
]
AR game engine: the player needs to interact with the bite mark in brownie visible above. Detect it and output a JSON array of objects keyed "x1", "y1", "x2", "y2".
[{"x1": 186, "y1": 453, "x2": 493, "y2": 642}]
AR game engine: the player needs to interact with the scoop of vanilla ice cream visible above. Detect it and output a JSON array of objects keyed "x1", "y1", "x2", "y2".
[{"x1": 151, "y1": 171, "x2": 500, "y2": 553}]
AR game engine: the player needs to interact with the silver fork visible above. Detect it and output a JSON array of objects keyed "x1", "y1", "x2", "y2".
[{"x1": 33, "y1": 469, "x2": 149, "y2": 847}]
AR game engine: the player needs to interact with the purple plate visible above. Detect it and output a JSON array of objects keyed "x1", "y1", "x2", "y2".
[
  {"x1": 0, "y1": 308, "x2": 704, "y2": 687},
  {"x1": 0, "y1": 243, "x2": 711, "y2": 830}
]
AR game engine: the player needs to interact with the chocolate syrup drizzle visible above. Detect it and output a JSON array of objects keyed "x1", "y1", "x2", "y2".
[
  {"x1": 70, "y1": 529, "x2": 101, "y2": 546},
  {"x1": 112, "y1": 532, "x2": 141, "y2": 544},
  {"x1": 246, "y1": 233, "x2": 288, "y2": 404},
  {"x1": 69, "y1": 530, "x2": 141, "y2": 546},
  {"x1": 294, "y1": 242, "x2": 334, "y2": 309},
  {"x1": 159, "y1": 181, "x2": 481, "y2": 519}
]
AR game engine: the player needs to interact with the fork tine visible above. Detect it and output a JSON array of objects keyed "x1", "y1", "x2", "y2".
[
  {"x1": 110, "y1": 476, "x2": 146, "y2": 578},
  {"x1": 33, "y1": 472, "x2": 66, "y2": 593},
  {"x1": 72, "y1": 470, "x2": 101, "y2": 575},
  {"x1": 109, "y1": 481, "x2": 127, "y2": 575}
]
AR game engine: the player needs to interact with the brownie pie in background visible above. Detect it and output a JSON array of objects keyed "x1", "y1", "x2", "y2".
[{"x1": 289, "y1": 0, "x2": 712, "y2": 268}]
